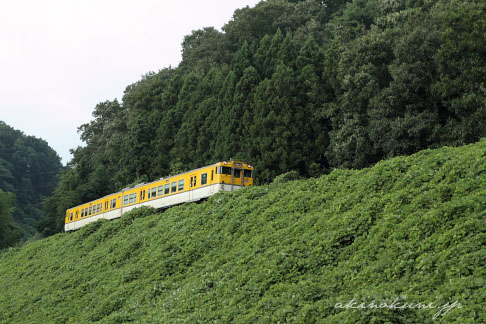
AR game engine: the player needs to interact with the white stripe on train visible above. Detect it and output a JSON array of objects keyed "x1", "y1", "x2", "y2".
[{"x1": 64, "y1": 183, "x2": 242, "y2": 231}]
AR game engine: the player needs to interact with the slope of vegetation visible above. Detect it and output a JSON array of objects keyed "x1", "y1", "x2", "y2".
[
  {"x1": 41, "y1": 0, "x2": 486, "y2": 235},
  {"x1": 1, "y1": 140, "x2": 484, "y2": 323},
  {"x1": 0, "y1": 121, "x2": 62, "y2": 246}
]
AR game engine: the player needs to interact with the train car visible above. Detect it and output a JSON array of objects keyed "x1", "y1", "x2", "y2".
[{"x1": 64, "y1": 161, "x2": 254, "y2": 231}]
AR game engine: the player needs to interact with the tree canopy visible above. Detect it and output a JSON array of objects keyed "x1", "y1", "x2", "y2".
[
  {"x1": 41, "y1": 0, "x2": 486, "y2": 235},
  {"x1": 0, "y1": 121, "x2": 62, "y2": 245}
]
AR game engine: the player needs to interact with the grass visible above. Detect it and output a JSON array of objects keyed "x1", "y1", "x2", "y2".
[{"x1": 0, "y1": 140, "x2": 485, "y2": 323}]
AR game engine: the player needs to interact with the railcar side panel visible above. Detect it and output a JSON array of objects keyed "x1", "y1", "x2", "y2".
[{"x1": 64, "y1": 161, "x2": 253, "y2": 231}]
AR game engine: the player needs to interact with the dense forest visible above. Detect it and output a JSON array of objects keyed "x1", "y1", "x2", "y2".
[
  {"x1": 0, "y1": 122, "x2": 62, "y2": 247},
  {"x1": 40, "y1": 0, "x2": 486, "y2": 235}
]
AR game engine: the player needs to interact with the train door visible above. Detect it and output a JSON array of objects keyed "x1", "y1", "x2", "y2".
[
  {"x1": 231, "y1": 165, "x2": 244, "y2": 190},
  {"x1": 189, "y1": 173, "x2": 197, "y2": 201},
  {"x1": 210, "y1": 166, "x2": 220, "y2": 194}
]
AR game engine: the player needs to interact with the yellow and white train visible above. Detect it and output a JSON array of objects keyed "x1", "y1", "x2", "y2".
[{"x1": 65, "y1": 161, "x2": 254, "y2": 231}]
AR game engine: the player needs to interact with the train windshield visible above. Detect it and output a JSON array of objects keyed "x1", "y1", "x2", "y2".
[{"x1": 220, "y1": 166, "x2": 232, "y2": 175}]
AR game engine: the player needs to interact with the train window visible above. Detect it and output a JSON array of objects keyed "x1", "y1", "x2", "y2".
[
  {"x1": 140, "y1": 190, "x2": 146, "y2": 201},
  {"x1": 85, "y1": 208, "x2": 88, "y2": 216},
  {"x1": 193, "y1": 176, "x2": 197, "y2": 187},
  {"x1": 234, "y1": 169, "x2": 241, "y2": 178},
  {"x1": 158, "y1": 185, "x2": 163, "y2": 196},
  {"x1": 69, "y1": 213, "x2": 73, "y2": 221},
  {"x1": 124, "y1": 195, "x2": 129, "y2": 205},
  {"x1": 81, "y1": 209, "x2": 84, "y2": 217},
  {"x1": 88, "y1": 206, "x2": 92, "y2": 216},
  {"x1": 201, "y1": 173, "x2": 207, "y2": 185},
  {"x1": 164, "y1": 183, "x2": 170, "y2": 194},
  {"x1": 171, "y1": 181, "x2": 177, "y2": 193},
  {"x1": 221, "y1": 166, "x2": 232, "y2": 175},
  {"x1": 75, "y1": 211, "x2": 79, "y2": 219},
  {"x1": 105, "y1": 201, "x2": 108, "y2": 210},
  {"x1": 98, "y1": 203, "x2": 102, "y2": 212},
  {"x1": 129, "y1": 193, "x2": 136, "y2": 204},
  {"x1": 244, "y1": 169, "x2": 253, "y2": 178},
  {"x1": 111, "y1": 198, "x2": 116, "y2": 208},
  {"x1": 150, "y1": 187, "x2": 157, "y2": 198},
  {"x1": 178, "y1": 179, "x2": 184, "y2": 191},
  {"x1": 211, "y1": 170, "x2": 214, "y2": 181}
]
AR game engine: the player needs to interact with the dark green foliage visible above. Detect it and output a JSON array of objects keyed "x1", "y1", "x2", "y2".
[
  {"x1": 223, "y1": 0, "x2": 304, "y2": 51},
  {"x1": 180, "y1": 27, "x2": 232, "y2": 74},
  {"x1": 0, "y1": 141, "x2": 485, "y2": 323},
  {"x1": 0, "y1": 121, "x2": 61, "y2": 243},
  {"x1": 271, "y1": 170, "x2": 301, "y2": 184},
  {"x1": 369, "y1": 13, "x2": 441, "y2": 158},
  {"x1": 0, "y1": 189, "x2": 19, "y2": 248},
  {"x1": 432, "y1": 0, "x2": 486, "y2": 144}
]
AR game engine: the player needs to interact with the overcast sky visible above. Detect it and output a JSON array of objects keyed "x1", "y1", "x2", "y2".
[{"x1": 0, "y1": 0, "x2": 260, "y2": 164}]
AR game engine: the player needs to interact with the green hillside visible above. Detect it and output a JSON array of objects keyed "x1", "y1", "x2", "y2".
[{"x1": 1, "y1": 141, "x2": 485, "y2": 323}]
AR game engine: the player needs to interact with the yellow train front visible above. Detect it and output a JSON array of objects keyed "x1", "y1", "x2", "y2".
[{"x1": 64, "y1": 161, "x2": 254, "y2": 231}]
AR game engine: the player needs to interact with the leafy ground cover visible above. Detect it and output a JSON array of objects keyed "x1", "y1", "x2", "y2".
[{"x1": 0, "y1": 140, "x2": 485, "y2": 323}]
